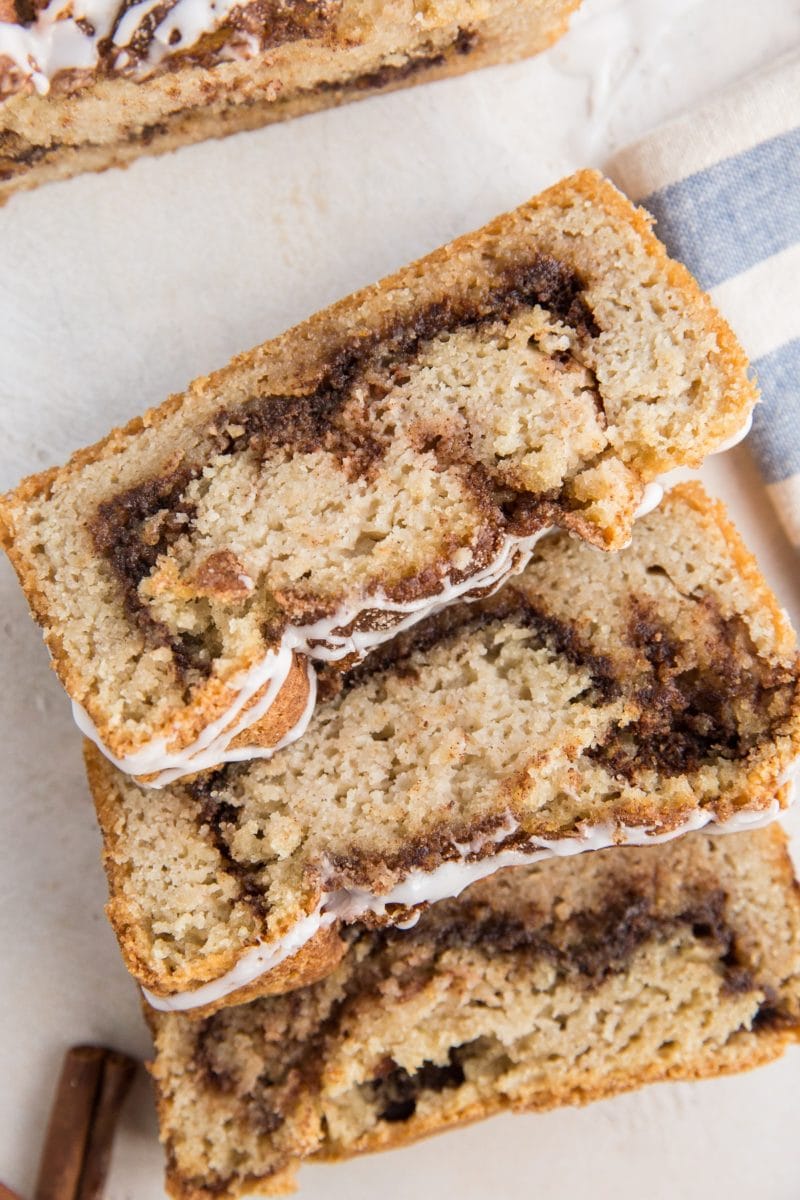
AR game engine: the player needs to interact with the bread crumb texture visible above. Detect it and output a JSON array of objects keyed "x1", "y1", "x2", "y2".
[
  {"x1": 149, "y1": 827, "x2": 800, "y2": 1198},
  {"x1": 87, "y1": 486, "x2": 800, "y2": 1000},
  {"x1": 0, "y1": 2, "x2": 580, "y2": 200},
  {"x1": 2, "y1": 173, "x2": 756, "y2": 768}
]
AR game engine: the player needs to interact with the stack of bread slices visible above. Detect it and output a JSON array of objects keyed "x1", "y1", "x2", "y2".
[{"x1": 3, "y1": 171, "x2": 800, "y2": 1199}]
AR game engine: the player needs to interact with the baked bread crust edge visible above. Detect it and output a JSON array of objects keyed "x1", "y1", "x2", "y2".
[
  {"x1": 150, "y1": 824, "x2": 800, "y2": 1199},
  {"x1": 0, "y1": 171, "x2": 759, "y2": 767}
]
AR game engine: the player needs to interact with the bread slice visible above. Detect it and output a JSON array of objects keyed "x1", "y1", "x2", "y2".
[
  {"x1": 0, "y1": 0, "x2": 579, "y2": 202},
  {"x1": 85, "y1": 485, "x2": 800, "y2": 1014},
  {"x1": 1, "y1": 173, "x2": 756, "y2": 785},
  {"x1": 148, "y1": 825, "x2": 800, "y2": 1199}
]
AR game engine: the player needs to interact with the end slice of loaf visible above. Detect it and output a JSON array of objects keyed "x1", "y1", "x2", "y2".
[
  {"x1": 0, "y1": 1, "x2": 580, "y2": 202},
  {"x1": 86, "y1": 485, "x2": 800, "y2": 1014},
  {"x1": 1, "y1": 173, "x2": 757, "y2": 783},
  {"x1": 148, "y1": 825, "x2": 800, "y2": 1198}
]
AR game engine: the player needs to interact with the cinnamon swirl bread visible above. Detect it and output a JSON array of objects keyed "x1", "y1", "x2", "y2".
[
  {"x1": 148, "y1": 825, "x2": 800, "y2": 1198},
  {"x1": 0, "y1": 0, "x2": 580, "y2": 202},
  {"x1": 1, "y1": 174, "x2": 757, "y2": 785},
  {"x1": 86, "y1": 486, "x2": 800, "y2": 1014}
]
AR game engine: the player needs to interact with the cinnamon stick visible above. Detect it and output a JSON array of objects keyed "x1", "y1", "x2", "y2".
[
  {"x1": 75, "y1": 1052, "x2": 136, "y2": 1200},
  {"x1": 0, "y1": 1184, "x2": 25, "y2": 1200},
  {"x1": 34, "y1": 1047, "x2": 106, "y2": 1200},
  {"x1": 33, "y1": 1045, "x2": 137, "y2": 1200}
]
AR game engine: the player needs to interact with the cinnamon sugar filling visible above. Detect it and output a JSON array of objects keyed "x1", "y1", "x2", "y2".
[
  {"x1": 180, "y1": 594, "x2": 797, "y2": 927},
  {"x1": 89, "y1": 256, "x2": 601, "y2": 683},
  {"x1": 171, "y1": 876, "x2": 786, "y2": 1193}
]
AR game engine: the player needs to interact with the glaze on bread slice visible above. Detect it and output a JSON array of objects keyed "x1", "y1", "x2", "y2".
[
  {"x1": 86, "y1": 486, "x2": 800, "y2": 1014},
  {"x1": 0, "y1": 1, "x2": 581, "y2": 202},
  {"x1": 148, "y1": 825, "x2": 800, "y2": 1198},
  {"x1": 1, "y1": 173, "x2": 756, "y2": 785}
]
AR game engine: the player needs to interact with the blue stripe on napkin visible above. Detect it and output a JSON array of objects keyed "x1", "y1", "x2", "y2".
[
  {"x1": 609, "y1": 58, "x2": 800, "y2": 551},
  {"x1": 641, "y1": 127, "x2": 800, "y2": 290},
  {"x1": 748, "y1": 338, "x2": 800, "y2": 484}
]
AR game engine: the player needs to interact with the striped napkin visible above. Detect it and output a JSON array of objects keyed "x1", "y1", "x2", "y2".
[{"x1": 608, "y1": 52, "x2": 800, "y2": 550}]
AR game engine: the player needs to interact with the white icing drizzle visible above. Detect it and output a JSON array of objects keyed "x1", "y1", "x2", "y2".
[
  {"x1": 628, "y1": 411, "x2": 749, "y2": 524},
  {"x1": 633, "y1": 412, "x2": 750, "y2": 525},
  {"x1": 77, "y1": 527, "x2": 551, "y2": 786},
  {"x1": 633, "y1": 482, "x2": 664, "y2": 519},
  {"x1": 0, "y1": 0, "x2": 248, "y2": 94},
  {"x1": 75, "y1": 650, "x2": 318, "y2": 786},
  {"x1": 142, "y1": 795, "x2": 786, "y2": 1013},
  {"x1": 713, "y1": 411, "x2": 753, "y2": 454},
  {"x1": 75, "y1": 408, "x2": 754, "y2": 784}
]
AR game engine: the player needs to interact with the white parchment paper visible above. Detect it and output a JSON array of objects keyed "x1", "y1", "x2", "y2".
[{"x1": 1, "y1": 0, "x2": 799, "y2": 1195}]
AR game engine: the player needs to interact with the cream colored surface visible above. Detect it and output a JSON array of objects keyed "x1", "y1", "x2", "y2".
[{"x1": 1, "y1": 0, "x2": 800, "y2": 1197}]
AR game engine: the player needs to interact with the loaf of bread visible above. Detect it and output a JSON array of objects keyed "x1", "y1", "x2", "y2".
[
  {"x1": 0, "y1": 0, "x2": 580, "y2": 201},
  {"x1": 149, "y1": 825, "x2": 800, "y2": 1198},
  {"x1": 85, "y1": 485, "x2": 800, "y2": 1014},
  {"x1": 1, "y1": 173, "x2": 757, "y2": 787}
]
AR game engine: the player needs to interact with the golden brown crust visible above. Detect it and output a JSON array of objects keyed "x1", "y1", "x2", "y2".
[
  {"x1": 196, "y1": 924, "x2": 347, "y2": 1012},
  {"x1": 225, "y1": 654, "x2": 311, "y2": 754},
  {"x1": 669, "y1": 481, "x2": 797, "y2": 660},
  {"x1": 0, "y1": 170, "x2": 759, "y2": 774},
  {"x1": 313, "y1": 1031, "x2": 797, "y2": 1169},
  {"x1": 560, "y1": 176, "x2": 758, "y2": 464},
  {"x1": 150, "y1": 825, "x2": 800, "y2": 1199},
  {"x1": 131, "y1": 651, "x2": 312, "y2": 784},
  {"x1": 86, "y1": 741, "x2": 167, "y2": 991},
  {"x1": 86, "y1": 738, "x2": 347, "y2": 1004},
  {"x1": 0, "y1": 170, "x2": 756, "y2": 509},
  {"x1": 0, "y1": 2, "x2": 579, "y2": 203},
  {"x1": 162, "y1": 1029, "x2": 798, "y2": 1199},
  {"x1": 156, "y1": 925, "x2": 348, "y2": 1020},
  {"x1": 83, "y1": 484, "x2": 800, "y2": 1012}
]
